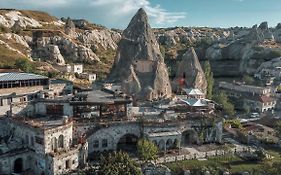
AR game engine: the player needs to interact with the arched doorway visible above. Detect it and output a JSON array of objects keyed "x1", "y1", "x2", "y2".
[
  {"x1": 166, "y1": 139, "x2": 174, "y2": 149},
  {"x1": 181, "y1": 130, "x2": 198, "y2": 146},
  {"x1": 117, "y1": 134, "x2": 139, "y2": 154},
  {"x1": 14, "y1": 158, "x2": 23, "y2": 173}
]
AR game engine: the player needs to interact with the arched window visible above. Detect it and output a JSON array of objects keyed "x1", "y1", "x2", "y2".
[
  {"x1": 51, "y1": 137, "x2": 57, "y2": 151},
  {"x1": 58, "y1": 135, "x2": 64, "y2": 148},
  {"x1": 25, "y1": 135, "x2": 29, "y2": 145}
]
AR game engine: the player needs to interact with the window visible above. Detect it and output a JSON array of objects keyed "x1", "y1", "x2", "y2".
[
  {"x1": 93, "y1": 140, "x2": 99, "y2": 148},
  {"x1": 65, "y1": 160, "x2": 70, "y2": 169},
  {"x1": 51, "y1": 137, "x2": 57, "y2": 150},
  {"x1": 7, "y1": 98, "x2": 12, "y2": 105},
  {"x1": 0, "y1": 99, "x2": 3, "y2": 106},
  {"x1": 20, "y1": 97, "x2": 26, "y2": 102},
  {"x1": 25, "y1": 134, "x2": 29, "y2": 145},
  {"x1": 58, "y1": 135, "x2": 64, "y2": 148},
  {"x1": 102, "y1": 139, "x2": 108, "y2": 148}
]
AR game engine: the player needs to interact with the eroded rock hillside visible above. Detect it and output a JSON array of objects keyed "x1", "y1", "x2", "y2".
[
  {"x1": 1, "y1": 8, "x2": 281, "y2": 80},
  {"x1": 0, "y1": 9, "x2": 120, "y2": 78}
]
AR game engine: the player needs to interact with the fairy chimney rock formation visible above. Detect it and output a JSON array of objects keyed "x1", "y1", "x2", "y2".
[
  {"x1": 109, "y1": 8, "x2": 172, "y2": 100},
  {"x1": 65, "y1": 17, "x2": 76, "y2": 37},
  {"x1": 174, "y1": 47, "x2": 207, "y2": 93}
]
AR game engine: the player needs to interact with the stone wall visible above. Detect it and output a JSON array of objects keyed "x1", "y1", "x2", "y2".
[
  {"x1": 35, "y1": 102, "x2": 73, "y2": 117},
  {"x1": 0, "y1": 85, "x2": 45, "y2": 96},
  {"x1": 87, "y1": 122, "x2": 141, "y2": 153},
  {"x1": 86, "y1": 120, "x2": 223, "y2": 154},
  {"x1": 0, "y1": 150, "x2": 31, "y2": 174},
  {"x1": 44, "y1": 122, "x2": 73, "y2": 153}
]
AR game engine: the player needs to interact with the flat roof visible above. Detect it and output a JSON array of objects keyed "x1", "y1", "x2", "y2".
[
  {"x1": 71, "y1": 90, "x2": 132, "y2": 105},
  {"x1": 0, "y1": 73, "x2": 48, "y2": 82},
  {"x1": 9, "y1": 116, "x2": 72, "y2": 130}
]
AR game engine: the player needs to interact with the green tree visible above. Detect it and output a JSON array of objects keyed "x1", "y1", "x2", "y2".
[
  {"x1": 213, "y1": 92, "x2": 235, "y2": 116},
  {"x1": 203, "y1": 61, "x2": 214, "y2": 99},
  {"x1": 137, "y1": 139, "x2": 158, "y2": 162},
  {"x1": 244, "y1": 104, "x2": 251, "y2": 114},
  {"x1": 242, "y1": 74, "x2": 255, "y2": 85},
  {"x1": 99, "y1": 151, "x2": 142, "y2": 175},
  {"x1": 14, "y1": 59, "x2": 35, "y2": 73}
]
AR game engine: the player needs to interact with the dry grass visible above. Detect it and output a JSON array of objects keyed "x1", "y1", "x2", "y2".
[
  {"x1": 19, "y1": 10, "x2": 57, "y2": 23},
  {"x1": 83, "y1": 49, "x2": 116, "y2": 80},
  {"x1": 0, "y1": 9, "x2": 57, "y2": 23},
  {"x1": 0, "y1": 35, "x2": 30, "y2": 56},
  {"x1": 0, "y1": 44, "x2": 29, "y2": 68}
]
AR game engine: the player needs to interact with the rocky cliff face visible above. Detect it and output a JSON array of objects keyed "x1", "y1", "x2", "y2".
[
  {"x1": 1, "y1": 9, "x2": 281, "y2": 81},
  {"x1": 31, "y1": 30, "x2": 100, "y2": 63},
  {"x1": 204, "y1": 22, "x2": 281, "y2": 77},
  {"x1": 0, "y1": 9, "x2": 121, "y2": 77},
  {"x1": 173, "y1": 47, "x2": 207, "y2": 93},
  {"x1": 109, "y1": 8, "x2": 172, "y2": 100}
]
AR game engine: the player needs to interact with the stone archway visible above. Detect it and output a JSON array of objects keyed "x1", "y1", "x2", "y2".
[
  {"x1": 117, "y1": 134, "x2": 139, "y2": 154},
  {"x1": 166, "y1": 139, "x2": 174, "y2": 149},
  {"x1": 158, "y1": 139, "x2": 165, "y2": 151},
  {"x1": 181, "y1": 130, "x2": 198, "y2": 146},
  {"x1": 14, "y1": 158, "x2": 23, "y2": 173}
]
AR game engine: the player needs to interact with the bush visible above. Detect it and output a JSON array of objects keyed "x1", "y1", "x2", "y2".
[
  {"x1": 137, "y1": 139, "x2": 158, "y2": 162},
  {"x1": 242, "y1": 75, "x2": 255, "y2": 85},
  {"x1": 99, "y1": 151, "x2": 142, "y2": 175},
  {"x1": 224, "y1": 119, "x2": 242, "y2": 129},
  {"x1": 14, "y1": 59, "x2": 35, "y2": 73}
]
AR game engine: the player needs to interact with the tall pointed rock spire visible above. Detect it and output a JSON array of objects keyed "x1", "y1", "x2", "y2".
[{"x1": 109, "y1": 8, "x2": 172, "y2": 101}]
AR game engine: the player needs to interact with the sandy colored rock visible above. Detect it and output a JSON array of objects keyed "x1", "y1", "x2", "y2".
[
  {"x1": 174, "y1": 47, "x2": 207, "y2": 93},
  {"x1": 109, "y1": 8, "x2": 172, "y2": 100}
]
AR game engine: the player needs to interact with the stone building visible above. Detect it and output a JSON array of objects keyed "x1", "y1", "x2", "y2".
[
  {"x1": 0, "y1": 114, "x2": 87, "y2": 175},
  {"x1": 0, "y1": 83, "x2": 223, "y2": 174},
  {"x1": 66, "y1": 64, "x2": 83, "y2": 74},
  {"x1": 219, "y1": 81, "x2": 276, "y2": 112},
  {"x1": 0, "y1": 72, "x2": 49, "y2": 116},
  {"x1": 0, "y1": 72, "x2": 74, "y2": 116}
]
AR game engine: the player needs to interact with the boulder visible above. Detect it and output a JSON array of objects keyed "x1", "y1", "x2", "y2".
[
  {"x1": 109, "y1": 8, "x2": 172, "y2": 101},
  {"x1": 48, "y1": 45, "x2": 65, "y2": 65},
  {"x1": 77, "y1": 29, "x2": 121, "y2": 50},
  {"x1": 246, "y1": 22, "x2": 274, "y2": 42},
  {"x1": 31, "y1": 31, "x2": 100, "y2": 62}
]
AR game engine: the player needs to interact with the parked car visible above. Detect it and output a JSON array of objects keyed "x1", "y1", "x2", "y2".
[{"x1": 250, "y1": 112, "x2": 259, "y2": 118}]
